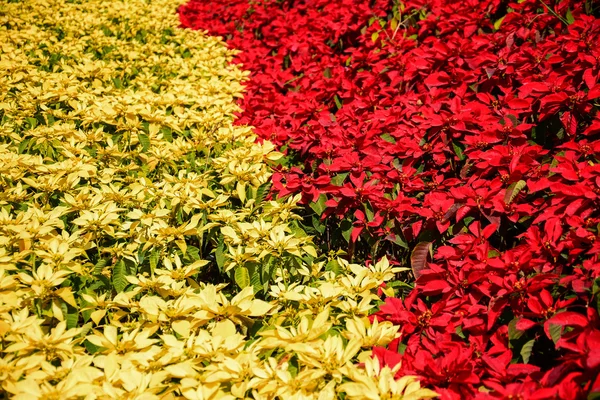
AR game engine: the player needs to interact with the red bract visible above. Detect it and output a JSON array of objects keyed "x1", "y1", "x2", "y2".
[{"x1": 179, "y1": 0, "x2": 600, "y2": 397}]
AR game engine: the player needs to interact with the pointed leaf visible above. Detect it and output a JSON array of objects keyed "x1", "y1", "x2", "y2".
[
  {"x1": 66, "y1": 311, "x2": 79, "y2": 330},
  {"x1": 520, "y1": 339, "x2": 535, "y2": 364},
  {"x1": 234, "y1": 267, "x2": 250, "y2": 289},
  {"x1": 138, "y1": 133, "x2": 150, "y2": 152},
  {"x1": 340, "y1": 219, "x2": 353, "y2": 243},
  {"x1": 548, "y1": 323, "x2": 562, "y2": 344},
  {"x1": 504, "y1": 180, "x2": 527, "y2": 204},
  {"x1": 112, "y1": 260, "x2": 128, "y2": 293},
  {"x1": 309, "y1": 194, "x2": 327, "y2": 216},
  {"x1": 250, "y1": 269, "x2": 263, "y2": 293},
  {"x1": 330, "y1": 172, "x2": 348, "y2": 186},
  {"x1": 254, "y1": 182, "x2": 271, "y2": 204},
  {"x1": 494, "y1": 15, "x2": 506, "y2": 30},
  {"x1": 334, "y1": 95, "x2": 343, "y2": 110},
  {"x1": 186, "y1": 246, "x2": 200, "y2": 261},
  {"x1": 149, "y1": 250, "x2": 160, "y2": 274},
  {"x1": 565, "y1": 8, "x2": 574, "y2": 24},
  {"x1": 326, "y1": 259, "x2": 342, "y2": 275},
  {"x1": 508, "y1": 318, "x2": 525, "y2": 342},
  {"x1": 215, "y1": 240, "x2": 225, "y2": 272},
  {"x1": 93, "y1": 259, "x2": 108, "y2": 275},
  {"x1": 452, "y1": 141, "x2": 465, "y2": 161},
  {"x1": 381, "y1": 133, "x2": 396, "y2": 144}
]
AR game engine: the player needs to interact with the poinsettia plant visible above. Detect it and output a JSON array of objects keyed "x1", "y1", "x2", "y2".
[{"x1": 180, "y1": 0, "x2": 600, "y2": 397}]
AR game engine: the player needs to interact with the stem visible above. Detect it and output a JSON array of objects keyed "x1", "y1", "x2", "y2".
[{"x1": 538, "y1": 0, "x2": 569, "y2": 26}]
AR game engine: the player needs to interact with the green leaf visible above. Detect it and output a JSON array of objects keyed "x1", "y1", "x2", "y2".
[
  {"x1": 93, "y1": 259, "x2": 108, "y2": 275},
  {"x1": 112, "y1": 77, "x2": 123, "y2": 89},
  {"x1": 364, "y1": 202, "x2": 375, "y2": 222},
  {"x1": 397, "y1": 342, "x2": 407, "y2": 355},
  {"x1": 504, "y1": 180, "x2": 527, "y2": 204},
  {"x1": 593, "y1": 278, "x2": 600, "y2": 315},
  {"x1": 138, "y1": 133, "x2": 150, "y2": 152},
  {"x1": 386, "y1": 233, "x2": 408, "y2": 249},
  {"x1": 149, "y1": 250, "x2": 160, "y2": 274},
  {"x1": 66, "y1": 311, "x2": 79, "y2": 330},
  {"x1": 565, "y1": 8, "x2": 575, "y2": 24},
  {"x1": 250, "y1": 269, "x2": 263, "y2": 293},
  {"x1": 60, "y1": 301, "x2": 68, "y2": 322},
  {"x1": 520, "y1": 339, "x2": 535, "y2": 364},
  {"x1": 326, "y1": 259, "x2": 342, "y2": 275},
  {"x1": 18, "y1": 138, "x2": 30, "y2": 154},
  {"x1": 410, "y1": 242, "x2": 432, "y2": 279},
  {"x1": 84, "y1": 340, "x2": 103, "y2": 354},
  {"x1": 26, "y1": 117, "x2": 38, "y2": 129},
  {"x1": 588, "y1": 391, "x2": 600, "y2": 400},
  {"x1": 311, "y1": 215, "x2": 325, "y2": 234},
  {"x1": 254, "y1": 182, "x2": 271, "y2": 204},
  {"x1": 506, "y1": 114, "x2": 519, "y2": 126},
  {"x1": 381, "y1": 133, "x2": 396, "y2": 144},
  {"x1": 452, "y1": 141, "x2": 465, "y2": 161},
  {"x1": 507, "y1": 318, "x2": 525, "y2": 346},
  {"x1": 187, "y1": 151, "x2": 196, "y2": 169},
  {"x1": 330, "y1": 172, "x2": 348, "y2": 186},
  {"x1": 161, "y1": 127, "x2": 173, "y2": 142},
  {"x1": 334, "y1": 95, "x2": 343, "y2": 110},
  {"x1": 78, "y1": 322, "x2": 93, "y2": 339},
  {"x1": 289, "y1": 221, "x2": 307, "y2": 237},
  {"x1": 186, "y1": 246, "x2": 200, "y2": 261},
  {"x1": 549, "y1": 323, "x2": 562, "y2": 344},
  {"x1": 488, "y1": 249, "x2": 500, "y2": 258},
  {"x1": 235, "y1": 266, "x2": 250, "y2": 288},
  {"x1": 215, "y1": 240, "x2": 225, "y2": 272},
  {"x1": 137, "y1": 247, "x2": 146, "y2": 265},
  {"x1": 494, "y1": 15, "x2": 506, "y2": 31},
  {"x1": 309, "y1": 194, "x2": 327, "y2": 216},
  {"x1": 288, "y1": 356, "x2": 299, "y2": 378},
  {"x1": 124, "y1": 258, "x2": 137, "y2": 276},
  {"x1": 340, "y1": 219, "x2": 353, "y2": 243},
  {"x1": 112, "y1": 259, "x2": 128, "y2": 293}
]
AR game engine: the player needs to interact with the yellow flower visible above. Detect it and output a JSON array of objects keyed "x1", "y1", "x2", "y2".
[
  {"x1": 17, "y1": 264, "x2": 73, "y2": 300},
  {"x1": 33, "y1": 237, "x2": 83, "y2": 269},
  {"x1": 292, "y1": 335, "x2": 362, "y2": 382},
  {"x1": 71, "y1": 204, "x2": 122, "y2": 239},
  {"x1": 339, "y1": 357, "x2": 439, "y2": 400},
  {"x1": 258, "y1": 308, "x2": 332, "y2": 350},
  {"x1": 4, "y1": 321, "x2": 82, "y2": 362},
  {"x1": 180, "y1": 379, "x2": 235, "y2": 400},
  {"x1": 343, "y1": 316, "x2": 400, "y2": 348},
  {"x1": 86, "y1": 326, "x2": 158, "y2": 354},
  {"x1": 192, "y1": 286, "x2": 273, "y2": 329},
  {"x1": 154, "y1": 254, "x2": 208, "y2": 282}
]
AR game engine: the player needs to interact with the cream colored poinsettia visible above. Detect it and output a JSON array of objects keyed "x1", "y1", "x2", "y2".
[{"x1": 339, "y1": 357, "x2": 439, "y2": 400}]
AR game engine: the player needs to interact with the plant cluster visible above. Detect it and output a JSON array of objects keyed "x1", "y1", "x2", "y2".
[
  {"x1": 179, "y1": 0, "x2": 600, "y2": 397},
  {"x1": 0, "y1": 0, "x2": 439, "y2": 398}
]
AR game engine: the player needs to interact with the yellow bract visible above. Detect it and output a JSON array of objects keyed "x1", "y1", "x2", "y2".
[{"x1": 0, "y1": 0, "x2": 437, "y2": 398}]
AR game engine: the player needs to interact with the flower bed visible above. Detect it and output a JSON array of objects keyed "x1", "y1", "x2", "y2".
[
  {"x1": 0, "y1": 0, "x2": 438, "y2": 398},
  {"x1": 179, "y1": 0, "x2": 600, "y2": 398}
]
